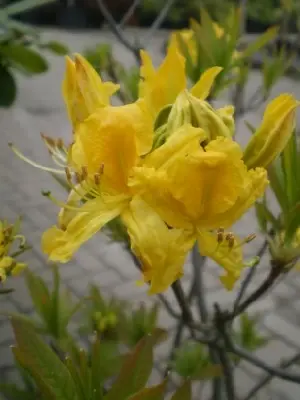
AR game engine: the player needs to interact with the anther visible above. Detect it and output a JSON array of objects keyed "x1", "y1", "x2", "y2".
[
  {"x1": 225, "y1": 232, "x2": 235, "y2": 248},
  {"x1": 245, "y1": 233, "x2": 256, "y2": 243},
  {"x1": 56, "y1": 138, "x2": 64, "y2": 149},
  {"x1": 81, "y1": 166, "x2": 88, "y2": 180},
  {"x1": 65, "y1": 167, "x2": 72, "y2": 183},
  {"x1": 98, "y1": 163, "x2": 104, "y2": 175},
  {"x1": 94, "y1": 173, "x2": 101, "y2": 185},
  {"x1": 75, "y1": 172, "x2": 82, "y2": 183}
]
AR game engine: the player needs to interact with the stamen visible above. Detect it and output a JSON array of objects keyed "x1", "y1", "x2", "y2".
[
  {"x1": 75, "y1": 171, "x2": 82, "y2": 183},
  {"x1": 217, "y1": 227, "x2": 224, "y2": 243},
  {"x1": 225, "y1": 232, "x2": 235, "y2": 248},
  {"x1": 42, "y1": 191, "x2": 87, "y2": 212},
  {"x1": 65, "y1": 167, "x2": 72, "y2": 183},
  {"x1": 94, "y1": 173, "x2": 101, "y2": 185},
  {"x1": 98, "y1": 163, "x2": 104, "y2": 175},
  {"x1": 9, "y1": 143, "x2": 65, "y2": 174},
  {"x1": 245, "y1": 233, "x2": 256, "y2": 243},
  {"x1": 81, "y1": 166, "x2": 88, "y2": 180},
  {"x1": 56, "y1": 138, "x2": 64, "y2": 149}
]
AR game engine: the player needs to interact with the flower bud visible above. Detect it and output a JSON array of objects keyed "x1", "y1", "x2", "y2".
[{"x1": 243, "y1": 94, "x2": 299, "y2": 169}]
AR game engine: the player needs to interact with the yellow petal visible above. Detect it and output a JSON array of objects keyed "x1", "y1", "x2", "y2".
[
  {"x1": 197, "y1": 230, "x2": 243, "y2": 290},
  {"x1": 216, "y1": 105, "x2": 235, "y2": 136},
  {"x1": 243, "y1": 94, "x2": 299, "y2": 169},
  {"x1": 11, "y1": 263, "x2": 27, "y2": 276},
  {"x1": 71, "y1": 104, "x2": 143, "y2": 193},
  {"x1": 42, "y1": 194, "x2": 129, "y2": 262},
  {"x1": 62, "y1": 54, "x2": 119, "y2": 128},
  {"x1": 139, "y1": 41, "x2": 186, "y2": 116},
  {"x1": 142, "y1": 123, "x2": 207, "y2": 169},
  {"x1": 169, "y1": 29, "x2": 198, "y2": 64},
  {"x1": 122, "y1": 197, "x2": 194, "y2": 294},
  {"x1": 191, "y1": 67, "x2": 223, "y2": 100}
]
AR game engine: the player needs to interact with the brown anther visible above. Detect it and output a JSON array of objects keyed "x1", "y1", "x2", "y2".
[
  {"x1": 94, "y1": 173, "x2": 101, "y2": 185},
  {"x1": 98, "y1": 163, "x2": 104, "y2": 175},
  {"x1": 60, "y1": 224, "x2": 67, "y2": 231},
  {"x1": 56, "y1": 138, "x2": 64, "y2": 149},
  {"x1": 245, "y1": 233, "x2": 256, "y2": 243},
  {"x1": 75, "y1": 171, "x2": 82, "y2": 183},
  {"x1": 65, "y1": 167, "x2": 72, "y2": 183},
  {"x1": 216, "y1": 227, "x2": 224, "y2": 243},
  {"x1": 81, "y1": 166, "x2": 88, "y2": 180},
  {"x1": 225, "y1": 232, "x2": 235, "y2": 248}
]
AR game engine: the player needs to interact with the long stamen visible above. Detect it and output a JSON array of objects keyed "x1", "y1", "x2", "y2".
[
  {"x1": 42, "y1": 191, "x2": 88, "y2": 212},
  {"x1": 9, "y1": 143, "x2": 65, "y2": 174}
]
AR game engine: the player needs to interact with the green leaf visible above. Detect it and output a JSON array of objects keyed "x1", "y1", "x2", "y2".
[
  {"x1": 0, "y1": 383, "x2": 34, "y2": 400},
  {"x1": 1, "y1": 44, "x2": 48, "y2": 74},
  {"x1": 128, "y1": 381, "x2": 167, "y2": 400},
  {"x1": 241, "y1": 26, "x2": 279, "y2": 59},
  {"x1": 268, "y1": 160, "x2": 289, "y2": 214},
  {"x1": 105, "y1": 335, "x2": 154, "y2": 400},
  {"x1": 25, "y1": 270, "x2": 51, "y2": 324},
  {"x1": 0, "y1": 65, "x2": 16, "y2": 107},
  {"x1": 192, "y1": 364, "x2": 222, "y2": 381},
  {"x1": 2, "y1": 0, "x2": 55, "y2": 16},
  {"x1": 171, "y1": 381, "x2": 192, "y2": 400},
  {"x1": 41, "y1": 41, "x2": 69, "y2": 55},
  {"x1": 281, "y1": 131, "x2": 299, "y2": 207},
  {"x1": 11, "y1": 316, "x2": 78, "y2": 400}
]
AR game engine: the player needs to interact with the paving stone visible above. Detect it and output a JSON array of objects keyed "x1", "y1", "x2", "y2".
[{"x1": 263, "y1": 314, "x2": 300, "y2": 348}]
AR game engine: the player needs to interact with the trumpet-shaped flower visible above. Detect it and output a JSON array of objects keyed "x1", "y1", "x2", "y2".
[
  {"x1": 130, "y1": 126, "x2": 268, "y2": 288},
  {"x1": 243, "y1": 94, "x2": 299, "y2": 169}
]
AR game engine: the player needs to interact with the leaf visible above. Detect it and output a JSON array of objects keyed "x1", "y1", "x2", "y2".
[
  {"x1": 41, "y1": 41, "x2": 69, "y2": 55},
  {"x1": 11, "y1": 316, "x2": 78, "y2": 400},
  {"x1": 25, "y1": 270, "x2": 51, "y2": 323},
  {"x1": 171, "y1": 380, "x2": 192, "y2": 400},
  {"x1": 241, "y1": 26, "x2": 279, "y2": 59},
  {"x1": 2, "y1": 0, "x2": 55, "y2": 16},
  {"x1": 105, "y1": 335, "x2": 154, "y2": 400},
  {"x1": 0, "y1": 383, "x2": 34, "y2": 400},
  {"x1": 0, "y1": 65, "x2": 16, "y2": 107},
  {"x1": 1, "y1": 44, "x2": 48, "y2": 74},
  {"x1": 128, "y1": 381, "x2": 167, "y2": 400}
]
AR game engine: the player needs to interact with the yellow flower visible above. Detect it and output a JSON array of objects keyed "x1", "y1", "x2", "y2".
[
  {"x1": 243, "y1": 94, "x2": 299, "y2": 169},
  {"x1": 169, "y1": 29, "x2": 197, "y2": 64},
  {"x1": 62, "y1": 54, "x2": 120, "y2": 129},
  {"x1": 42, "y1": 101, "x2": 154, "y2": 263},
  {"x1": 139, "y1": 40, "x2": 222, "y2": 118},
  {"x1": 130, "y1": 126, "x2": 268, "y2": 289}
]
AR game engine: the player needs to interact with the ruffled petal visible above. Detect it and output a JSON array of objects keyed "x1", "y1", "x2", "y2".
[
  {"x1": 190, "y1": 66, "x2": 223, "y2": 100},
  {"x1": 122, "y1": 197, "x2": 194, "y2": 294}
]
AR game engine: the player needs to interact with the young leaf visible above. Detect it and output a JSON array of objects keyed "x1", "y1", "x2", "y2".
[
  {"x1": 127, "y1": 380, "x2": 167, "y2": 400},
  {"x1": 41, "y1": 41, "x2": 69, "y2": 55},
  {"x1": 105, "y1": 335, "x2": 154, "y2": 400},
  {"x1": 1, "y1": 44, "x2": 48, "y2": 74},
  {"x1": 11, "y1": 316, "x2": 78, "y2": 400},
  {"x1": 0, "y1": 65, "x2": 16, "y2": 107},
  {"x1": 171, "y1": 380, "x2": 192, "y2": 400},
  {"x1": 241, "y1": 26, "x2": 279, "y2": 59},
  {"x1": 25, "y1": 270, "x2": 51, "y2": 325}
]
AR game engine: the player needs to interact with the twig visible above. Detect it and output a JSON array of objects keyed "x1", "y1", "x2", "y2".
[
  {"x1": 192, "y1": 245, "x2": 223, "y2": 399},
  {"x1": 244, "y1": 352, "x2": 300, "y2": 400},
  {"x1": 191, "y1": 245, "x2": 208, "y2": 322},
  {"x1": 143, "y1": 0, "x2": 176, "y2": 47},
  {"x1": 171, "y1": 280, "x2": 196, "y2": 339},
  {"x1": 233, "y1": 240, "x2": 268, "y2": 312},
  {"x1": 226, "y1": 262, "x2": 282, "y2": 320},
  {"x1": 95, "y1": 0, "x2": 141, "y2": 64},
  {"x1": 218, "y1": 348, "x2": 236, "y2": 400},
  {"x1": 228, "y1": 341, "x2": 300, "y2": 384},
  {"x1": 118, "y1": 0, "x2": 141, "y2": 28}
]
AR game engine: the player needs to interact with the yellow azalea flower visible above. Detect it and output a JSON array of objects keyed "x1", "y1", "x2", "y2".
[
  {"x1": 169, "y1": 29, "x2": 197, "y2": 64},
  {"x1": 130, "y1": 126, "x2": 268, "y2": 288},
  {"x1": 139, "y1": 40, "x2": 222, "y2": 118},
  {"x1": 243, "y1": 94, "x2": 299, "y2": 169},
  {"x1": 62, "y1": 54, "x2": 120, "y2": 129},
  {"x1": 42, "y1": 101, "x2": 154, "y2": 264}
]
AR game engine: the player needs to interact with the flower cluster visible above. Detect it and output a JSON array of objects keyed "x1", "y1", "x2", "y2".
[
  {"x1": 0, "y1": 219, "x2": 27, "y2": 282},
  {"x1": 20, "y1": 45, "x2": 297, "y2": 294}
]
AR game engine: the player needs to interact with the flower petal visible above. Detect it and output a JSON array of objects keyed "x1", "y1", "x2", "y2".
[
  {"x1": 139, "y1": 41, "x2": 186, "y2": 116},
  {"x1": 122, "y1": 197, "x2": 194, "y2": 294},
  {"x1": 62, "y1": 54, "x2": 119, "y2": 128},
  {"x1": 191, "y1": 66, "x2": 223, "y2": 100},
  {"x1": 197, "y1": 230, "x2": 243, "y2": 290},
  {"x1": 70, "y1": 105, "x2": 142, "y2": 193},
  {"x1": 42, "y1": 194, "x2": 128, "y2": 262}
]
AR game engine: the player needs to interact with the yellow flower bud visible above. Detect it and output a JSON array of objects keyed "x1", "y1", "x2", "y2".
[{"x1": 243, "y1": 94, "x2": 299, "y2": 169}]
